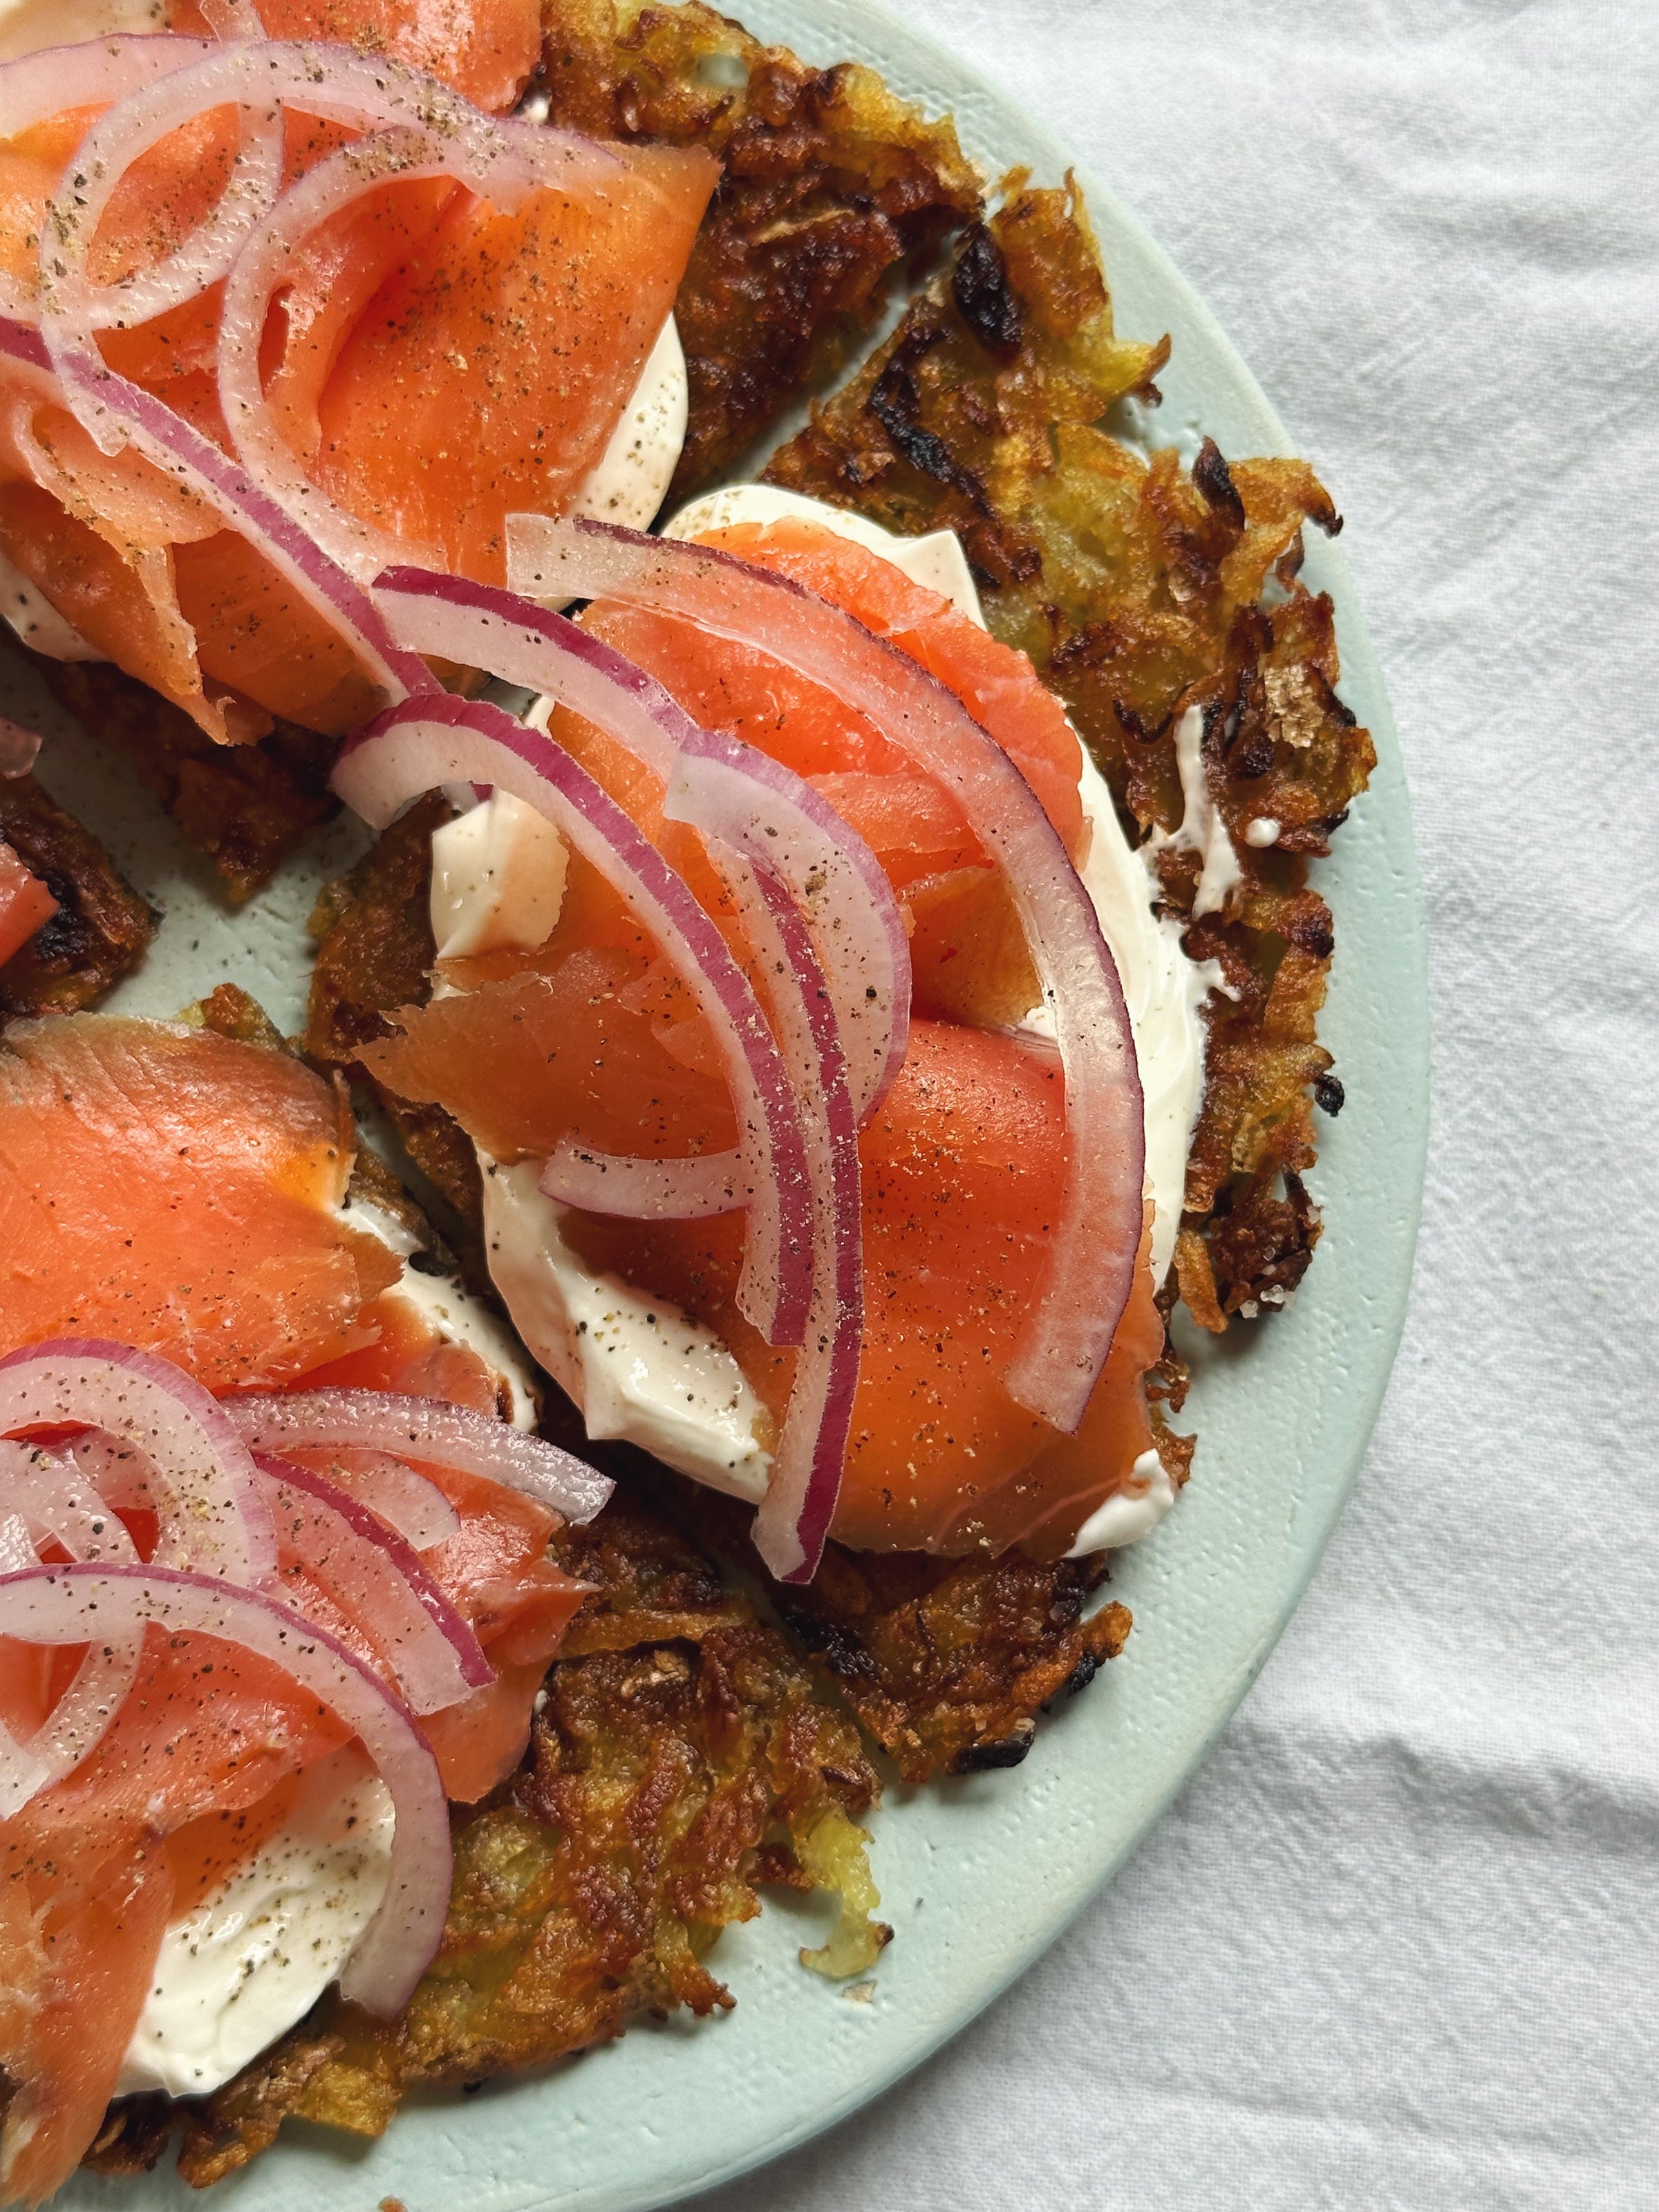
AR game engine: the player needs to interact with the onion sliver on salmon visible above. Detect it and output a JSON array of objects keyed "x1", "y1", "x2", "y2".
[
  {"x1": 507, "y1": 514, "x2": 1147, "y2": 1437},
  {"x1": 228, "y1": 1389, "x2": 612, "y2": 1523},
  {"x1": 740, "y1": 867, "x2": 863, "y2": 1582},
  {"x1": 256, "y1": 1453, "x2": 493, "y2": 1714},
  {"x1": 0, "y1": 1440, "x2": 139, "y2": 1819},
  {"x1": 0, "y1": 1340, "x2": 275, "y2": 1583},
  {"x1": 369, "y1": 568, "x2": 912, "y2": 1125},
  {"x1": 0, "y1": 1563, "x2": 451, "y2": 2016},
  {"x1": 34, "y1": 42, "x2": 592, "y2": 362},
  {"x1": 0, "y1": 1341, "x2": 279, "y2": 1815},
  {"x1": 0, "y1": 34, "x2": 269, "y2": 331},
  {"x1": 332, "y1": 693, "x2": 817, "y2": 1352},
  {"x1": 0, "y1": 316, "x2": 431, "y2": 706}
]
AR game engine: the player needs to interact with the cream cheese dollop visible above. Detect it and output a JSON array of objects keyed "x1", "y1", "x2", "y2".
[
  {"x1": 482, "y1": 1156, "x2": 771, "y2": 1501},
  {"x1": 115, "y1": 1751, "x2": 394, "y2": 2101},
  {"x1": 440, "y1": 490, "x2": 1219, "y2": 1547},
  {"x1": 0, "y1": 0, "x2": 162, "y2": 62},
  {"x1": 342, "y1": 1190, "x2": 540, "y2": 1430},
  {"x1": 568, "y1": 317, "x2": 688, "y2": 534}
]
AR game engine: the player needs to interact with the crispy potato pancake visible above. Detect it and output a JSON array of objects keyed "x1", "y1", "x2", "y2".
[
  {"x1": 541, "y1": 0, "x2": 982, "y2": 494},
  {"x1": 82, "y1": 1495, "x2": 881, "y2": 2188},
  {"x1": 647, "y1": 1472, "x2": 1134, "y2": 1781},
  {"x1": 28, "y1": 653, "x2": 341, "y2": 907},
  {"x1": 0, "y1": 765, "x2": 155, "y2": 1013},
  {"x1": 765, "y1": 178, "x2": 1376, "y2": 1324}
]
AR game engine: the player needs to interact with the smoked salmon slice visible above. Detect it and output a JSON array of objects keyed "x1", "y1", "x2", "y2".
[
  {"x1": 0, "y1": 1015, "x2": 402, "y2": 1389},
  {"x1": 0, "y1": 17, "x2": 717, "y2": 740},
  {"x1": 169, "y1": 0, "x2": 543, "y2": 116}
]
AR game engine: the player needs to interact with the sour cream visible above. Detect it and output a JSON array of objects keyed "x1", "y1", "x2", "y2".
[
  {"x1": 436, "y1": 489, "x2": 1218, "y2": 1546},
  {"x1": 0, "y1": 0, "x2": 162, "y2": 62},
  {"x1": 116, "y1": 1750, "x2": 394, "y2": 2101},
  {"x1": 343, "y1": 1192, "x2": 541, "y2": 1430}
]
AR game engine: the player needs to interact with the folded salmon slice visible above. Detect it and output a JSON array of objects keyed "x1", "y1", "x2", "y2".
[
  {"x1": 0, "y1": 1015, "x2": 402, "y2": 1388},
  {"x1": 0, "y1": 10, "x2": 716, "y2": 740},
  {"x1": 312, "y1": 145, "x2": 713, "y2": 581}
]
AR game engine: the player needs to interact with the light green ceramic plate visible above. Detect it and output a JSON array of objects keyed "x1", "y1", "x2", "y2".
[{"x1": 28, "y1": 3, "x2": 1428, "y2": 2204}]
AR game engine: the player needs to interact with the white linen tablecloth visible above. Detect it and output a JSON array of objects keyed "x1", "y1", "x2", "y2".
[{"x1": 700, "y1": 1, "x2": 1659, "y2": 2204}]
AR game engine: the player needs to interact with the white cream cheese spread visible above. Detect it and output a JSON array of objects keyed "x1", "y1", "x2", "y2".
[
  {"x1": 0, "y1": 0, "x2": 162, "y2": 63},
  {"x1": 115, "y1": 1752, "x2": 394, "y2": 2101},
  {"x1": 341, "y1": 1192, "x2": 541, "y2": 1430}
]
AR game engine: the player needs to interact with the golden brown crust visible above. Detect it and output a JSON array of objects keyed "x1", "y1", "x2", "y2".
[
  {"x1": 28, "y1": 653, "x2": 340, "y2": 906},
  {"x1": 648, "y1": 1474, "x2": 1131, "y2": 1781},
  {"x1": 115, "y1": 1496, "x2": 880, "y2": 2188},
  {"x1": 0, "y1": 768, "x2": 156, "y2": 1014},
  {"x1": 765, "y1": 178, "x2": 1375, "y2": 1324},
  {"x1": 304, "y1": 791, "x2": 487, "y2": 1237},
  {"x1": 541, "y1": 0, "x2": 982, "y2": 494}
]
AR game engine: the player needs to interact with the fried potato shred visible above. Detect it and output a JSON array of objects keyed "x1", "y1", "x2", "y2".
[
  {"x1": 653, "y1": 1477, "x2": 1132, "y2": 1783},
  {"x1": 541, "y1": 0, "x2": 982, "y2": 494},
  {"x1": 0, "y1": 763, "x2": 155, "y2": 1013},
  {"x1": 27, "y1": 652, "x2": 340, "y2": 906},
  {"x1": 765, "y1": 177, "x2": 1376, "y2": 1322},
  {"x1": 306, "y1": 790, "x2": 487, "y2": 1241}
]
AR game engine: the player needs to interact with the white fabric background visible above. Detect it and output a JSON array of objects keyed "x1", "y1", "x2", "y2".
[{"x1": 696, "y1": 3, "x2": 1659, "y2": 2206}]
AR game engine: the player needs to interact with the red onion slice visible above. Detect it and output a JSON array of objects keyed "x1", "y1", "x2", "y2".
[
  {"x1": 331, "y1": 693, "x2": 814, "y2": 1348},
  {"x1": 733, "y1": 865, "x2": 862, "y2": 1583},
  {"x1": 225, "y1": 1387, "x2": 614, "y2": 1521},
  {"x1": 372, "y1": 569, "x2": 911, "y2": 1124},
  {"x1": 283, "y1": 1447, "x2": 462, "y2": 1551},
  {"x1": 0, "y1": 1512, "x2": 34, "y2": 1572},
  {"x1": 0, "y1": 36, "x2": 223, "y2": 326},
  {"x1": 0, "y1": 1440, "x2": 142, "y2": 1817},
  {"x1": 0, "y1": 1340, "x2": 274, "y2": 1583},
  {"x1": 0, "y1": 315, "x2": 432, "y2": 709},
  {"x1": 38, "y1": 41, "x2": 599, "y2": 370},
  {"x1": 56, "y1": 63, "x2": 283, "y2": 341},
  {"x1": 507, "y1": 514, "x2": 1147, "y2": 1434},
  {"x1": 0, "y1": 1563, "x2": 450, "y2": 2014},
  {"x1": 538, "y1": 1143, "x2": 745, "y2": 1218},
  {"x1": 256, "y1": 1453, "x2": 491, "y2": 1714},
  {"x1": 0, "y1": 1439, "x2": 136, "y2": 1564}
]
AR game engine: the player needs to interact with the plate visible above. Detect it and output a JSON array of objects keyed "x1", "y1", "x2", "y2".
[{"x1": 22, "y1": 3, "x2": 1429, "y2": 2204}]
